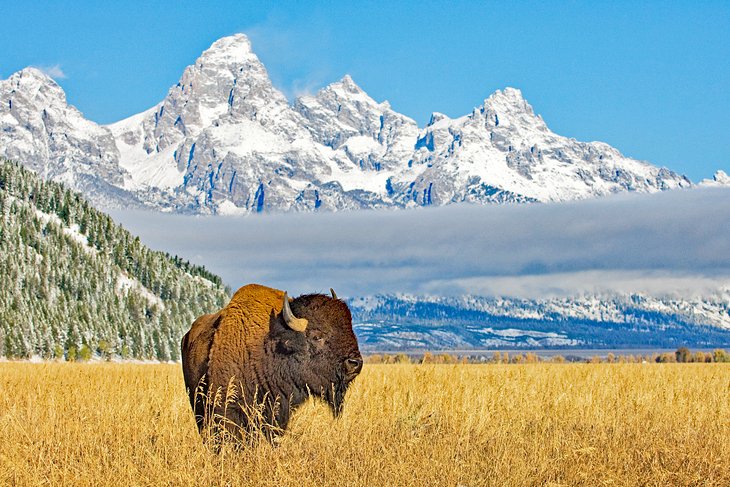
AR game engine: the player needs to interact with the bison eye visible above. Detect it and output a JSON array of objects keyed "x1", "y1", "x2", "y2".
[{"x1": 309, "y1": 332, "x2": 325, "y2": 343}]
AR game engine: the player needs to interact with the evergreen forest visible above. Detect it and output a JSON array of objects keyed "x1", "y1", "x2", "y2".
[{"x1": 0, "y1": 159, "x2": 231, "y2": 360}]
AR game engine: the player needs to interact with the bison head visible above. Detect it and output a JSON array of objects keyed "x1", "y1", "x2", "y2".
[{"x1": 269, "y1": 289, "x2": 362, "y2": 417}]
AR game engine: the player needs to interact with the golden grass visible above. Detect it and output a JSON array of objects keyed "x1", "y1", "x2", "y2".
[{"x1": 0, "y1": 362, "x2": 728, "y2": 486}]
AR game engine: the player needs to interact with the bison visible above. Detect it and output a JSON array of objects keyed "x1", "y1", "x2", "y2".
[{"x1": 181, "y1": 284, "x2": 363, "y2": 443}]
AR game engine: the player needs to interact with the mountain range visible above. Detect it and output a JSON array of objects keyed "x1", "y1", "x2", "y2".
[
  {"x1": 349, "y1": 292, "x2": 730, "y2": 351},
  {"x1": 0, "y1": 34, "x2": 699, "y2": 214}
]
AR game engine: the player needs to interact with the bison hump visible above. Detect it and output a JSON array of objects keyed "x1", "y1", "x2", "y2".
[{"x1": 206, "y1": 284, "x2": 285, "y2": 393}]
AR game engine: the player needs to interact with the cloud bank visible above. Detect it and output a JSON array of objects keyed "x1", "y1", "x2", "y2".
[{"x1": 111, "y1": 188, "x2": 730, "y2": 299}]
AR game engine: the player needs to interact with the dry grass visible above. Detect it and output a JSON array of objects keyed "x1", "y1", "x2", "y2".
[{"x1": 0, "y1": 362, "x2": 728, "y2": 486}]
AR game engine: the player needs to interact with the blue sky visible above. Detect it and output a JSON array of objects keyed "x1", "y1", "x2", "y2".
[{"x1": 2, "y1": 1, "x2": 728, "y2": 181}]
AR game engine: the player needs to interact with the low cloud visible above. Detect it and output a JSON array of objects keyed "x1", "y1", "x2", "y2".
[
  {"x1": 111, "y1": 188, "x2": 730, "y2": 299},
  {"x1": 36, "y1": 64, "x2": 67, "y2": 80},
  {"x1": 423, "y1": 271, "x2": 730, "y2": 300}
]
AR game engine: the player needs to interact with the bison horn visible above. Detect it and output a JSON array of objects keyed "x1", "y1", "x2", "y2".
[
  {"x1": 330, "y1": 288, "x2": 338, "y2": 300},
  {"x1": 282, "y1": 292, "x2": 308, "y2": 332}
]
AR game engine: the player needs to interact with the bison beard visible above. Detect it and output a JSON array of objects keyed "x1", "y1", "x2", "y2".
[
  {"x1": 327, "y1": 370, "x2": 349, "y2": 418},
  {"x1": 181, "y1": 284, "x2": 362, "y2": 446}
]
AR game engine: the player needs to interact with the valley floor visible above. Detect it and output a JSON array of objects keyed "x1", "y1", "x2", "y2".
[{"x1": 1, "y1": 363, "x2": 728, "y2": 486}]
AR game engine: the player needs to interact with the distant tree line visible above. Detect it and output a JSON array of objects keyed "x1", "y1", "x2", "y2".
[
  {"x1": 364, "y1": 348, "x2": 730, "y2": 364},
  {"x1": 0, "y1": 159, "x2": 230, "y2": 360}
]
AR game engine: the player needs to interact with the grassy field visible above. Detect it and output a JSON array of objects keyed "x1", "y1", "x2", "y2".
[{"x1": 1, "y1": 363, "x2": 728, "y2": 486}]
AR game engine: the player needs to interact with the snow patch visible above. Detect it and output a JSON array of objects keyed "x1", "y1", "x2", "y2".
[
  {"x1": 116, "y1": 272, "x2": 164, "y2": 309},
  {"x1": 34, "y1": 208, "x2": 96, "y2": 254}
]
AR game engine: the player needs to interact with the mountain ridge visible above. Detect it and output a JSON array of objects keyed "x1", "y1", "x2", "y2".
[
  {"x1": 1, "y1": 34, "x2": 693, "y2": 213},
  {"x1": 349, "y1": 291, "x2": 730, "y2": 351}
]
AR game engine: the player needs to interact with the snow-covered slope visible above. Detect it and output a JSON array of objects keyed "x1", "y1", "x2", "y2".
[
  {"x1": 2, "y1": 34, "x2": 693, "y2": 213},
  {"x1": 349, "y1": 290, "x2": 730, "y2": 350},
  {"x1": 0, "y1": 159, "x2": 230, "y2": 359}
]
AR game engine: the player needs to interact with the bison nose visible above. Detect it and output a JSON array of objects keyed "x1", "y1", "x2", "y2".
[{"x1": 344, "y1": 357, "x2": 363, "y2": 375}]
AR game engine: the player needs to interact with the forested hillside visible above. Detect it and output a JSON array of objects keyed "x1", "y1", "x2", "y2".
[{"x1": 0, "y1": 159, "x2": 230, "y2": 360}]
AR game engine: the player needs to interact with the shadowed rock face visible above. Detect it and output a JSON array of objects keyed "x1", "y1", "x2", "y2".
[{"x1": 181, "y1": 284, "x2": 362, "y2": 443}]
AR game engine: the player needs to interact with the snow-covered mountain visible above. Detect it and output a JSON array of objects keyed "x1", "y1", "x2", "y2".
[
  {"x1": 1, "y1": 34, "x2": 693, "y2": 213},
  {"x1": 0, "y1": 68, "x2": 142, "y2": 208},
  {"x1": 348, "y1": 290, "x2": 730, "y2": 350}
]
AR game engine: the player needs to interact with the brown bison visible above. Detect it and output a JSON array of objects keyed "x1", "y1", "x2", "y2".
[{"x1": 181, "y1": 284, "x2": 362, "y2": 443}]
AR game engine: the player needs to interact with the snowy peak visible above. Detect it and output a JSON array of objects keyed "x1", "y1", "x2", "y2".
[
  {"x1": 483, "y1": 87, "x2": 531, "y2": 113},
  {"x1": 333, "y1": 74, "x2": 366, "y2": 96},
  {"x1": 9, "y1": 67, "x2": 56, "y2": 85},
  {"x1": 6, "y1": 67, "x2": 66, "y2": 104},
  {"x1": 700, "y1": 170, "x2": 730, "y2": 187},
  {"x1": 4, "y1": 68, "x2": 76, "y2": 123},
  {"x1": 133, "y1": 33, "x2": 287, "y2": 153},
  {"x1": 324, "y1": 74, "x2": 393, "y2": 110},
  {"x1": 197, "y1": 33, "x2": 257, "y2": 67},
  {"x1": 713, "y1": 170, "x2": 730, "y2": 185},
  {"x1": 471, "y1": 87, "x2": 547, "y2": 133},
  {"x1": 0, "y1": 67, "x2": 134, "y2": 207},
  {"x1": 295, "y1": 74, "x2": 419, "y2": 171},
  {"x1": 190, "y1": 33, "x2": 288, "y2": 120},
  {"x1": 427, "y1": 112, "x2": 451, "y2": 126},
  {"x1": 300, "y1": 74, "x2": 384, "y2": 118},
  {"x1": 107, "y1": 33, "x2": 300, "y2": 193}
]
